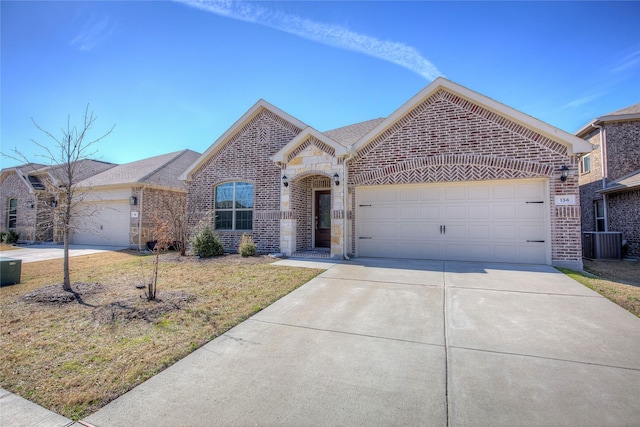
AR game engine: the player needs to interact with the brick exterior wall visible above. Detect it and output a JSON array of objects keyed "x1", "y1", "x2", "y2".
[
  {"x1": 348, "y1": 89, "x2": 582, "y2": 266},
  {"x1": 0, "y1": 172, "x2": 38, "y2": 242},
  {"x1": 604, "y1": 122, "x2": 640, "y2": 181},
  {"x1": 186, "y1": 109, "x2": 302, "y2": 253},
  {"x1": 578, "y1": 119, "x2": 640, "y2": 258},
  {"x1": 607, "y1": 189, "x2": 640, "y2": 257},
  {"x1": 129, "y1": 187, "x2": 187, "y2": 248},
  {"x1": 578, "y1": 128, "x2": 604, "y2": 233}
]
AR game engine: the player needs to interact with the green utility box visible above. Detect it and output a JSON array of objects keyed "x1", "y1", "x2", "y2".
[{"x1": 0, "y1": 257, "x2": 22, "y2": 286}]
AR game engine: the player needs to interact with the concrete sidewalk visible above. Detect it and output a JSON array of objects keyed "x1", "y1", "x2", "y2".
[
  {"x1": 0, "y1": 388, "x2": 73, "y2": 427},
  {"x1": 0, "y1": 244, "x2": 128, "y2": 264},
  {"x1": 79, "y1": 258, "x2": 639, "y2": 427}
]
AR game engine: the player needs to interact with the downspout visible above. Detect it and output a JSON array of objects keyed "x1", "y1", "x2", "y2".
[
  {"x1": 342, "y1": 150, "x2": 356, "y2": 260},
  {"x1": 591, "y1": 122, "x2": 608, "y2": 231}
]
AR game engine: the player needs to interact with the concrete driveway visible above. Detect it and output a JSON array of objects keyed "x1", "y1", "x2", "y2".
[
  {"x1": 79, "y1": 258, "x2": 640, "y2": 427},
  {"x1": 0, "y1": 244, "x2": 128, "y2": 264}
]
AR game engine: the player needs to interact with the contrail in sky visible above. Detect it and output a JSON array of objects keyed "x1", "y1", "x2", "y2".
[{"x1": 175, "y1": 0, "x2": 442, "y2": 81}]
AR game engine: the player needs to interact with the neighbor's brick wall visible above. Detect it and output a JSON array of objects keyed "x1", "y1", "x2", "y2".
[
  {"x1": 129, "y1": 187, "x2": 187, "y2": 248},
  {"x1": 0, "y1": 172, "x2": 37, "y2": 241},
  {"x1": 348, "y1": 88, "x2": 582, "y2": 265},
  {"x1": 607, "y1": 189, "x2": 640, "y2": 257},
  {"x1": 187, "y1": 109, "x2": 302, "y2": 253},
  {"x1": 578, "y1": 129, "x2": 603, "y2": 233},
  {"x1": 604, "y1": 121, "x2": 640, "y2": 181}
]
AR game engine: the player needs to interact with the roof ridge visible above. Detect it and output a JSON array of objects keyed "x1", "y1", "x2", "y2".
[{"x1": 138, "y1": 149, "x2": 190, "y2": 183}]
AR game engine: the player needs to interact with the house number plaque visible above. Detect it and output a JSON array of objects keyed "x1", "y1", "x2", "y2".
[{"x1": 554, "y1": 195, "x2": 576, "y2": 206}]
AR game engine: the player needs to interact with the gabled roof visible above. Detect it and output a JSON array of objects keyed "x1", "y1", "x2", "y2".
[
  {"x1": 323, "y1": 118, "x2": 386, "y2": 147},
  {"x1": 180, "y1": 100, "x2": 307, "y2": 181},
  {"x1": 1, "y1": 160, "x2": 114, "y2": 192},
  {"x1": 597, "y1": 168, "x2": 640, "y2": 195},
  {"x1": 271, "y1": 127, "x2": 349, "y2": 164},
  {"x1": 576, "y1": 102, "x2": 640, "y2": 137},
  {"x1": 79, "y1": 150, "x2": 200, "y2": 190},
  {"x1": 351, "y1": 77, "x2": 593, "y2": 155}
]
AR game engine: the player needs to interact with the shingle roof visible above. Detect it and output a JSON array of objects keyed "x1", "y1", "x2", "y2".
[
  {"x1": 45, "y1": 159, "x2": 116, "y2": 184},
  {"x1": 78, "y1": 150, "x2": 201, "y2": 190},
  {"x1": 597, "y1": 169, "x2": 640, "y2": 194},
  {"x1": 323, "y1": 118, "x2": 386, "y2": 147},
  {"x1": 605, "y1": 103, "x2": 640, "y2": 116}
]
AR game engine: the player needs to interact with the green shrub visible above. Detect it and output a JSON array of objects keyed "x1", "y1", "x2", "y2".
[
  {"x1": 238, "y1": 233, "x2": 257, "y2": 257},
  {"x1": 0, "y1": 232, "x2": 6, "y2": 243},
  {"x1": 3, "y1": 230, "x2": 19, "y2": 244},
  {"x1": 191, "y1": 226, "x2": 224, "y2": 258}
]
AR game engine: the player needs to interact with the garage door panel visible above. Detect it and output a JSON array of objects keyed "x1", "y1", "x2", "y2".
[
  {"x1": 356, "y1": 180, "x2": 548, "y2": 264},
  {"x1": 71, "y1": 201, "x2": 130, "y2": 246}
]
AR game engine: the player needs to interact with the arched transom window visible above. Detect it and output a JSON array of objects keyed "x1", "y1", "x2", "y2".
[{"x1": 214, "y1": 182, "x2": 254, "y2": 230}]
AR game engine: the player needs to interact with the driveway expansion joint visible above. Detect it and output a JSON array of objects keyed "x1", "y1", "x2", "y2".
[
  {"x1": 248, "y1": 318, "x2": 444, "y2": 348},
  {"x1": 450, "y1": 345, "x2": 640, "y2": 372},
  {"x1": 446, "y1": 285, "x2": 605, "y2": 298}
]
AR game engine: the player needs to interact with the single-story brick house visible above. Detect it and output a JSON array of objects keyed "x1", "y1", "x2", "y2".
[
  {"x1": 576, "y1": 103, "x2": 640, "y2": 257},
  {"x1": 71, "y1": 149, "x2": 200, "y2": 248},
  {"x1": 181, "y1": 77, "x2": 592, "y2": 269},
  {"x1": 0, "y1": 160, "x2": 116, "y2": 243}
]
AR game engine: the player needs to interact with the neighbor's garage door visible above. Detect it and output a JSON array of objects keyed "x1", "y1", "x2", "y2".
[
  {"x1": 356, "y1": 179, "x2": 548, "y2": 264},
  {"x1": 71, "y1": 201, "x2": 130, "y2": 246}
]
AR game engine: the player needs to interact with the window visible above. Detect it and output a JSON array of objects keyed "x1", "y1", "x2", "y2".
[
  {"x1": 214, "y1": 182, "x2": 254, "y2": 230},
  {"x1": 595, "y1": 200, "x2": 605, "y2": 232},
  {"x1": 7, "y1": 198, "x2": 17, "y2": 229},
  {"x1": 579, "y1": 153, "x2": 591, "y2": 174}
]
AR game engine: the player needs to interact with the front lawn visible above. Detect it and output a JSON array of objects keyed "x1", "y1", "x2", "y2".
[
  {"x1": 559, "y1": 258, "x2": 640, "y2": 318},
  {"x1": 0, "y1": 251, "x2": 322, "y2": 420}
]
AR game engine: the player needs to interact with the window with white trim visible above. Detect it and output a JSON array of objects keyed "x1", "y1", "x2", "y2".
[
  {"x1": 214, "y1": 182, "x2": 254, "y2": 230},
  {"x1": 7, "y1": 198, "x2": 17, "y2": 229},
  {"x1": 595, "y1": 200, "x2": 605, "y2": 232},
  {"x1": 579, "y1": 153, "x2": 591, "y2": 174}
]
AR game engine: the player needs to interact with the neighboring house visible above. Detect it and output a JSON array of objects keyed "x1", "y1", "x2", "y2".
[
  {"x1": 576, "y1": 103, "x2": 640, "y2": 257},
  {"x1": 181, "y1": 77, "x2": 592, "y2": 269},
  {"x1": 0, "y1": 160, "x2": 115, "y2": 243},
  {"x1": 72, "y1": 149, "x2": 200, "y2": 248}
]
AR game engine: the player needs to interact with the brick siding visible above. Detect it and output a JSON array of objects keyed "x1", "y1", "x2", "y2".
[
  {"x1": 348, "y1": 89, "x2": 582, "y2": 265},
  {"x1": 0, "y1": 172, "x2": 37, "y2": 242},
  {"x1": 186, "y1": 109, "x2": 302, "y2": 253},
  {"x1": 607, "y1": 189, "x2": 640, "y2": 257}
]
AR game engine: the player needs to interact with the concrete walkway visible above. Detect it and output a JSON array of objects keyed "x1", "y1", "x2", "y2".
[
  {"x1": 0, "y1": 244, "x2": 128, "y2": 264},
  {"x1": 77, "y1": 258, "x2": 640, "y2": 427}
]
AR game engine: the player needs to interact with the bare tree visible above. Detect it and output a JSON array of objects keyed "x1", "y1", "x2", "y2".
[{"x1": 4, "y1": 105, "x2": 114, "y2": 291}]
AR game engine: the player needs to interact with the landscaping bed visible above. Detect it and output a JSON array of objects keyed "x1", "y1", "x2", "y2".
[{"x1": 0, "y1": 251, "x2": 323, "y2": 420}]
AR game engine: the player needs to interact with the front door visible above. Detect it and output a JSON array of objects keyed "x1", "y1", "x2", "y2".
[{"x1": 315, "y1": 190, "x2": 331, "y2": 248}]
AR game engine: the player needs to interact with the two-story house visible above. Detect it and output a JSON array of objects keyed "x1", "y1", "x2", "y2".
[{"x1": 576, "y1": 103, "x2": 640, "y2": 257}]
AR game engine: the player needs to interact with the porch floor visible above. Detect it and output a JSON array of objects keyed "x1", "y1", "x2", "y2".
[{"x1": 290, "y1": 248, "x2": 331, "y2": 259}]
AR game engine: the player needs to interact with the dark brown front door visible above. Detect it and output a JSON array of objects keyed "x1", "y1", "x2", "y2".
[{"x1": 315, "y1": 190, "x2": 331, "y2": 248}]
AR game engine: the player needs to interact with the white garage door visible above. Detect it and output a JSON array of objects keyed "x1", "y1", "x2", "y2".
[
  {"x1": 356, "y1": 179, "x2": 548, "y2": 264},
  {"x1": 71, "y1": 201, "x2": 130, "y2": 246}
]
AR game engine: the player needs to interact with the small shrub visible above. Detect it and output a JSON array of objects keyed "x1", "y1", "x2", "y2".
[
  {"x1": 3, "y1": 230, "x2": 19, "y2": 244},
  {"x1": 238, "y1": 233, "x2": 257, "y2": 257},
  {"x1": 191, "y1": 226, "x2": 224, "y2": 258},
  {"x1": 0, "y1": 232, "x2": 6, "y2": 243}
]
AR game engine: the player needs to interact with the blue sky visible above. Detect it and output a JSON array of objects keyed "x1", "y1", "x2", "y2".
[{"x1": 2, "y1": 1, "x2": 639, "y2": 168}]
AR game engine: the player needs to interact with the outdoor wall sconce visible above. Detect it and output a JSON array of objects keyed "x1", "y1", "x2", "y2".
[
  {"x1": 282, "y1": 175, "x2": 289, "y2": 188},
  {"x1": 130, "y1": 196, "x2": 138, "y2": 205},
  {"x1": 50, "y1": 201, "x2": 57, "y2": 208},
  {"x1": 29, "y1": 202, "x2": 35, "y2": 209},
  {"x1": 560, "y1": 165, "x2": 569, "y2": 182},
  {"x1": 333, "y1": 173, "x2": 340, "y2": 186}
]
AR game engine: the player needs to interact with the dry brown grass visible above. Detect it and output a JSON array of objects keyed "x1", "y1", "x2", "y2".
[
  {"x1": 0, "y1": 251, "x2": 322, "y2": 420},
  {"x1": 560, "y1": 258, "x2": 640, "y2": 318},
  {"x1": 0, "y1": 243, "x2": 18, "y2": 251}
]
